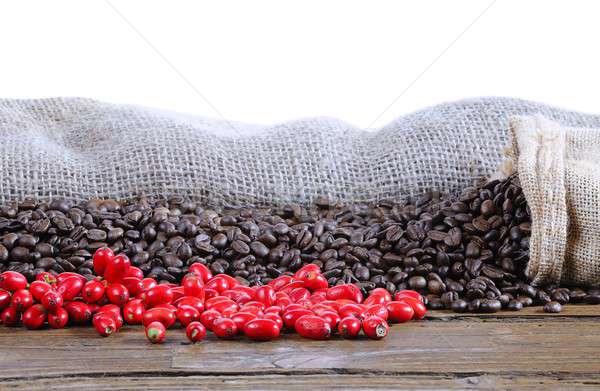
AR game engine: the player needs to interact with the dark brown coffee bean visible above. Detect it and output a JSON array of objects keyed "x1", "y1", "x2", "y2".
[
  {"x1": 451, "y1": 299, "x2": 468, "y2": 313},
  {"x1": 408, "y1": 276, "x2": 427, "y2": 290},
  {"x1": 543, "y1": 301, "x2": 562, "y2": 313}
]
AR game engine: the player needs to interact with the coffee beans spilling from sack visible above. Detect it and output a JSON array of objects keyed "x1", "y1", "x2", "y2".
[{"x1": 0, "y1": 175, "x2": 598, "y2": 313}]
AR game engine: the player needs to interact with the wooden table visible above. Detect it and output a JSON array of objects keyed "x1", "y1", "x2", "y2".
[{"x1": 1, "y1": 306, "x2": 600, "y2": 390}]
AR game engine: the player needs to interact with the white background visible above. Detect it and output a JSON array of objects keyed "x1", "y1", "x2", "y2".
[{"x1": 1, "y1": 0, "x2": 598, "y2": 129}]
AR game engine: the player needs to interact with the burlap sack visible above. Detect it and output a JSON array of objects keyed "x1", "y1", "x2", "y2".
[
  {"x1": 1, "y1": 97, "x2": 600, "y2": 207},
  {"x1": 509, "y1": 116, "x2": 600, "y2": 286}
]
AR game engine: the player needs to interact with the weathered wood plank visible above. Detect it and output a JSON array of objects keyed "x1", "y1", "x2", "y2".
[
  {"x1": 427, "y1": 304, "x2": 600, "y2": 319},
  {"x1": 1, "y1": 309, "x2": 600, "y2": 381},
  {"x1": 3, "y1": 373, "x2": 600, "y2": 391}
]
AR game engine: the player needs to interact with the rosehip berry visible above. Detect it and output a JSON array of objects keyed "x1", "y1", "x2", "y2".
[
  {"x1": 189, "y1": 263, "x2": 213, "y2": 283},
  {"x1": 122, "y1": 277, "x2": 143, "y2": 297},
  {"x1": 268, "y1": 275, "x2": 293, "y2": 291},
  {"x1": 262, "y1": 313, "x2": 283, "y2": 330},
  {"x1": 29, "y1": 281, "x2": 52, "y2": 302},
  {"x1": 204, "y1": 276, "x2": 229, "y2": 293},
  {"x1": 124, "y1": 266, "x2": 144, "y2": 279},
  {"x1": 64, "y1": 302, "x2": 92, "y2": 324},
  {"x1": 1, "y1": 306, "x2": 20, "y2": 326},
  {"x1": 362, "y1": 316, "x2": 389, "y2": 340},
  {"x1": 386, "y1": 301, "x2": 414, "y2": 323},
  {"x1": 213, "y1": 317, "x2": 238, "y2": 339},
  {"x1": 145, "y1": 321, "x2": 166, "y2": 344},
  {"x1": 41, "y1": 290, "x2": 63, "y2": 312},
  {"x1": 142, "y1": 285, "x2": 174, "y2": 308},
  {"x1": 319, "y1": 310, "x2": 341, "y2": 328},
  {"x1": 338, "y1": 316, "x2": 362, "y2": 338},
  {"x1": 11, "y1": 289, "x2": 34, "y2": 312},
  {"x1": 93, "y1": 314, "x2": 117, "y2": 337},
  {"x1": 182, "y1": 273, "x2": 204, "y2": 299},
  {"x1": 231, "y1": 311, "x2": 258, "y2": 330},
  {"x1": 176, "y1": 305, "x2": 200, "y2": 327},
  {"x1": 253, "y1": 286, "x2": 276, "y2": 307},
  {"x1": 339, "y1": 303, "x2": 365, "y2": 319},
  {"x1": 282, "y1": 308, "x2": 313, "y2": 329},
  {"x1": 394, "y1": 290, "x2": 423, "y2": 302},
  {"x1": 398, "y1": 297, "x2": 427, "y2": 319},
  {"x1": 186, "y1": 321, "x2": 207, "y2": 343},
  {"x1": 0, "y1": 271, "x2": 28, "y2": 292},
  {"x1": 360, "y1": 304, "x2": 389, "y2": 321},
  {"x1": 22, "y1": 304, "x2": 47, "y2": 330},
  {"x1": 93, "y1": 247, "x2": 115, "y2": 276},
  {"x1": 47, "y1": 307, "x2": 69, "y2": 329},
  {"x1": 123, "y1": 299, "x2": 145, "y2": 325},
  {"x1": 140, "y1": 278, "x2": 158, "y2": 293},
  {"x1": 302, "y1": 273, "x2": 329, "y2": 292},
  {"x1": 289, "y1": 287, "x2": 311, "y2": 303},
  {"x1": 175, "y1": 296, "x2": 204, "y2": 313},
  {"x1": 106, "y1": 283, "x2": 130, "y2": 306},
  {"x1": 199, "y1": 309, "x2": 222, "y2": 331},
  {"x1": 57, "y1": 276, "x2": 84, "y2": 301},
  {"x1": 35, "y1": 271, "x2": 57, "y2": 285},
  {"x1": 82, "y1": 280, "x2": 106, "y2": 303},
  {"x1": 0, "y1": 289, "x2": 10, "y2": 310},
  {"x1": 295, "y1": 315, "x2": 332, "y2": 340},
  {"x1": 56, "y1": 272, "x2": 87, "y2": 285},
  {"x1": 326, "y1": 284, "x2": 363, "y2": 303},
  {"x1": 102, "y1": 253, "x2": 131, "y2": 283},
  {"x1": 293, "y1": 264, "x2": 321, "y2": 280},
  {"x1": 142, "y1": 307, "x2": 176, "y2": 328},
  {"x1": 243, "y1": 318, "x2": 281, "y2": 341}
]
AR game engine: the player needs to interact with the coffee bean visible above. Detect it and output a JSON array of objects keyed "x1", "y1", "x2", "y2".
[
  {"x1": 543, "y1": 301, "x2": 562, "y2": 313},
  {"x1": 451, "y1": 299, "x2": 468, "y2": 313},
  {"x1": 408, "y1": 276, "x2": 427, "y2": 290}
]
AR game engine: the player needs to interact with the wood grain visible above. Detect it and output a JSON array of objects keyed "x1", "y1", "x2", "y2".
[{"x1": 1, "y1": 306, "x2": 599, "y2": 390}]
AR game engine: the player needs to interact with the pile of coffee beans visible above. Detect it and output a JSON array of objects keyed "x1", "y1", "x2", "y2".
[{"x1": 1, "y1": 174, "x2": 598, "y2": 313}]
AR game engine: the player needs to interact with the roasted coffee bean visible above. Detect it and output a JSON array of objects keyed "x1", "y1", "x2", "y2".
[
  {"x1": 451, "y1": 299, "x2": 468, "y2": 313},
  {"x1": 408, "y1": 276, "x2": 427, "y2": 290},
  {"x1": 507, "y1": 299, "x2": 523, "y2": 311},
  {"x1": 479, "y1": 299, "x2": 501, "y2": 313},
  {"x1": 543, "y1": 301, "x2": 562, "y2": 313}
]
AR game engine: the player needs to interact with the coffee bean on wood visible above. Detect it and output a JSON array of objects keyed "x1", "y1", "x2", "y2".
[{"x1": 0, "y1": 174, "x2": 597, "y2": 312}]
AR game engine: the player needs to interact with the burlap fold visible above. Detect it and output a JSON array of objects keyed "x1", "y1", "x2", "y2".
[
  {"x1": 510, "y1": 116, "x2": 600, "y2": 286},
  {"x1": 1, "y1": 97, "x2": 600, "y2": 207}
]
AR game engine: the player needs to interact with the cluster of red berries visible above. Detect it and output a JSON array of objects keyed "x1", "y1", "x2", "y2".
[{"x1": 0, "y1": 248, "x2": 427, "y2": 343}]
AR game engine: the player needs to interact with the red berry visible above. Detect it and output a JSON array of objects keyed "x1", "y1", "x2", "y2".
[
  {"x1": 318, "y1": 310, "x2": 341, "y2": 328},
  {"x1": 47, "y1": 307, "x2": 69, "y2": 329},
  {"x1": 175, "y1": 296, "x2": 204, "y2": 313},
  {"x1": 253, "y1": 286, "x2": 276, "y2": 307},
  {"x1": 302, "y1": 273, "x2": 329, "y2": 292},
  {"x1": 339, "y1": 303, "x2": 365, "y2": 319},
  {"x1": 29, "y1": 281, "x2": 52, "y2": 302},
  {"x1": 293, "y1": 264, "x2": 321, "y2": 280},
  {"x1": 142, "y1": 307, "x2": 176, "y2": 328},
  {"x1": 394, "y1": 290, "x2": 423, "y2": 302},
  {"x1": 142, "y1": 285, "x2": 174, "y2": 308},
  {"x1": 360, "y1": 304, "x2": 389, "y2": 321},
  {"x1": 106, "y1": 283, "x2": 130, "y2": 306},
  {"x1": 268, "y1": 275, "x2": 293, "y2": 291},
  {"x1": 231, "y1": 311, "x2": 258, "y2": 330},
  {"x1": 22, "y1": 304, "x2": 47, "y2": 330},
  {"x1": 326, "y1": 284, "x2": 363, "y2": 303},
  {"x1": 103, "y1": 253, "x2": 131, "y2": 283},
  {"x1": 140, "y1": 278, "x2": 158, "y2": 292},
  {"x1": 338, "y1": 316, "x2": 361, "y2": 338},
  {"x1": 243, "y1": 318, "x2": 281, "y2": 341},
  {"x1": 82, "y1": 280, "x2": 106, "y2": 303},
  {"x1": 362, "y1": 316, "x2": 389, "y2": 340},
  {"x1": 0, "y1": 271, "x2": 27, "y2": 292},
  {"x1": 295, "y1": 315, "x2": 331, "y2": 340},
  {"x1": 386, "y1": 301, "x2": 414, "y2": 323},
  {"x1": 124, "y1": 266, "x2": 144, "y2": 279},
  {"x1": 186, "y1": 321, "x2": 207, "y2": 343},
  {"x1": 41, "y1": 290, "x2": 63, "y2": 312},
  {"x1": 123, "y1": 299, "x2": 145, "y2": 325},
  {"x1": 11, "y1": 289, "x2": 34, "y2": 312},
  {"x1": 199, "y1": 309, "x2": 222, "y2": 331},
  {"x1": 1, "y1": 306, "x2": 20, "y2": 326},
  {"x1": 182, "y1": 273, "x2": 204, "y2": 299},
  {"x1": 35, "y1": 271, "x2": 57, "y2": 285},
  {"x1": 213, "y1": 317, "x2": 238, "y2": 339},
  {"x1": 189, "y1": 263, "x2": 213, "y2": 283},
  {"x1": 0, "y1": 289, "x2": 10, "y2": 310},
  {"x1": 93, "y1": 313, "x2": 117, "y2": 337},
  {"x1": 93, "y1": 247, "x2": 115, "y2": 276},
  {"x1": 262, "y1": 313, "x2": 283, "y2": 330},
  {"x1": 145, "y1": 321, "x2": 166, "y2": 344},
  {"x1": 204, "y1": 276, "x2": 229, "y2": 293},
  {"x1": 57, "y1": 276, "x2": 84, "y2": 301},
  {"x1": 176, "y1": 305, "x2": 200, "y2": 327},
  {"x1": 398, "y1": 297, "x2": 427, "y2": 319},
  {"x1": 64, "y1": 302, "x2": 92, "y2": 324},
  {"x1": 122, "y1": 277, "x2": 143, "y2": 296},
  {"x1": 282, "y1": 308, "x2": 313, "y2": 329}
]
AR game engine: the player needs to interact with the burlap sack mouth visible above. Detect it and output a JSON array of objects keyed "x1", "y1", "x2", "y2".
[
  {"x1": 509, "y1": 115, "x2": 600, "y2": 286},
  {"x1": 2, "y1": 97, "x2": 600, "y2": 208}
]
